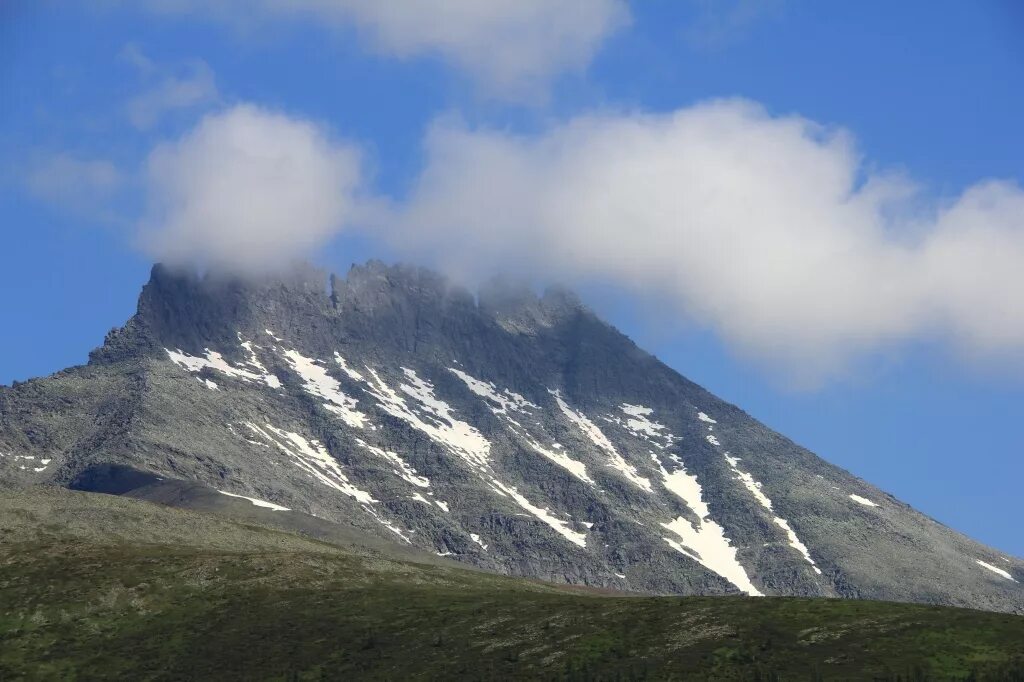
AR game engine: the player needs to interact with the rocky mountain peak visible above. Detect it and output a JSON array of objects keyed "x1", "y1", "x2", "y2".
[
  {"x1": 331, "y1": 260, "x2": 472, "y2": 313},
  {"x1": 478, "y1": 276, "x2": 585, "y2": 336},
  {"x1": 15, "y1": 258, "x2": 1018, "y2": 615},
  {"x1": 90, "y1": 260, "x2": 599, "y2": 365}
]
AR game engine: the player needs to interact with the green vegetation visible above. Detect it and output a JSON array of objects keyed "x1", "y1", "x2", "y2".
[{"x1": 1, "y1": 489, "x2": 1022, "y2": 680}]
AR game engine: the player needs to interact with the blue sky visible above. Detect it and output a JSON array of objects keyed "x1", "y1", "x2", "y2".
[{"x1": 1, "y1": 1, "x2": 1022, "y2": 555}]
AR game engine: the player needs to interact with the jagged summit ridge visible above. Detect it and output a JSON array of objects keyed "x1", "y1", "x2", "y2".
[
  {"x1": 93, "y1": 261, "x2": 589, "y2": 364},
  {"x1": 2, "y1": 260, "x2": 1021, "y2": 613}
]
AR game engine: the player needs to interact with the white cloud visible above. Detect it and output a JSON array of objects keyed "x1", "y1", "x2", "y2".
[
  {"x1": 109, "y1": 93, "x2": 1024, "y2": 383},
  {"x1": 139, "y1": 103, "x2": 363, "y2": 273},
  {"x1": 381, "y1": 100, "x2": 1024, "y2": 383},
  {"x1": 125, "y1": 51, "x2": 218, "y2": 130},
  {"x1": 135, "y1": 0, "x2": 629, "y2": 99},
  {"x1": 25, "y1": 153, "x2": 124, "y2": 215}
]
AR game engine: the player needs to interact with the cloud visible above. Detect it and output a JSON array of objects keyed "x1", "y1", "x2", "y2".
[
  {"x1": 123, "y1": 47, "x2": 218, "y2": 130},
  {"x1": 25, "y1": 153, "x2": 124, "y2": 217},
  {"x1": 139, "y1": 103, "x2": 363, "y2": 273},
  {"x1": 102, "y1": 92, "x2": 1024, "y2": 384},
  {"x1": 134, "y1": 0, "x2": 629, "y2": 100},
  {"x1": 380, "y1": 100, "x2": 1024, "y2": 384}
]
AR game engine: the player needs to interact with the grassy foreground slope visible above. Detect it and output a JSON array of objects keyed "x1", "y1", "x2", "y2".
[{"x1": 1, "y1": 489, "x2": 1022, "y2": 681}]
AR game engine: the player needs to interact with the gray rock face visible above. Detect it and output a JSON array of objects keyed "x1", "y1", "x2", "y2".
[{"x1": 1, "y1": 261, "x2": 1021, "y2": 612}]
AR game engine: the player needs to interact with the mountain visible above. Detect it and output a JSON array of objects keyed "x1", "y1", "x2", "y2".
[
  {"x1": 4, "y1": 487, "x2": 1023, "y2": 680},
  {"x1": 0, "y1": 260, "x2": 1020, "y2": 613}
]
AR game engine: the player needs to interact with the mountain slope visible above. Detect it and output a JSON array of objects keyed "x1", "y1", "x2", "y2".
[
  {"x1": 0, "y1": 261, "x2": 1020, "y2": 612},
  {"x1": 2, "y1": 488, "x2": 1022, "y2": 680}
]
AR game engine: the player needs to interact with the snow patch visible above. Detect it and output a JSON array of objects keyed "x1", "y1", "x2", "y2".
[
  {"x1": 489, "y1": 479, "x2": 587, "y2": 547},
  {"x1": 334, "y1": 352, "x2": 364, "y2": 381},
  {"x1": 697, "y1": 412, "x2": 717, "y2": 424},
  {"x1": 450, "y1": 367, "x2": 593, "y2": 484},
  {"x1": 653, "y1": 452, "x2": 762, "y2": 595},
  {"x1": 613, "y1": 403, "x2": 681, "y2": 450},
  {"x1": 720, "y1": 452, "x2": 820, "y2": 574},
  {"x1": 355, "y1": 438, "x2": 430, "y2": 488},
  {"x1": 772, "y1": 518, "x2": 820, "y2": 574},
  {"x1": 619, "y1": 403, "x2": 664, "y2": 440},
  {"x1": 519, "y1": 436, "x2": 593, "y2": 484},
  {"x1": 243, "y1": 422, "x2": 412, "y2": 543},
  {"x1": 657, "y1": 457, "x2": 711, "y2": 519},
  {"x1": 3, "y1": 453, "x2": 47, "y2": 472},
  {"x1": 470, "y1": 533, "x2": 488, "y2": 551},
  {"x1": 358, "y1": 366, "x2": 585, "y2": 548},
  {"x1": 364, "y1": 367, "x2": 491, "y2": 470},
  {"x1": 448, "y1": 367, "x2": 538, "y2": 414},
  {"x1": 281, "y1": 348, "x2": 369, "y2": 429},
  {"x1": 849, "y1": 494, "x2": 879, "y2": 508},
  {"x1": 237, "y1": 337, "x2": 283, "y2": 388},
  {"x1": 661, "y1": 516, "x2": 763, "y2": 596},
  {"x1": 380, "y1": 521, "x2": 414, "y2": 543},
  {"x1": 976, "y1": 559, "x2": 1016, "y2": 581},
  {"x1": 165, "y1": 339, "x2": 281, "y2": 389},
  {"x1": 551, "y1": 390, "x2": 652, "y2": 492},
  {"x1": 706, "y1": 434, "x2": 721, "y2": 447},
  {"x1": 217, "y1": 490, "x2": 289, "y2": 511},
  {"x1": 226, "y1": 422, "x2": 269, "y2": 448},
  {"x1": 246, "y1": 423, "x2": 374, "y2": 505}
]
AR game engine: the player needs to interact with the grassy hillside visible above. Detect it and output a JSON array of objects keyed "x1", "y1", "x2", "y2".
[{"x1": 1, "y1": 489, "x2": 1022, "y2": 680}]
